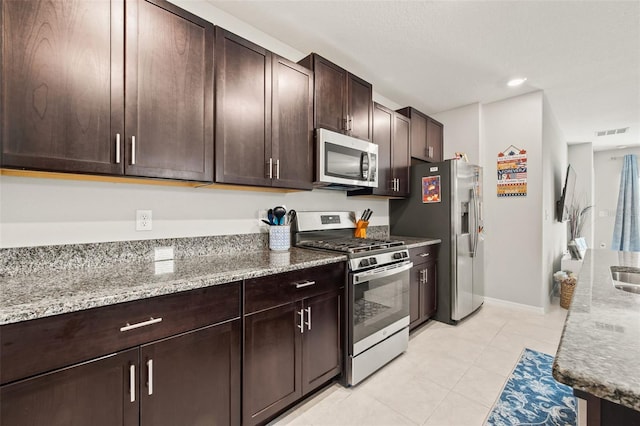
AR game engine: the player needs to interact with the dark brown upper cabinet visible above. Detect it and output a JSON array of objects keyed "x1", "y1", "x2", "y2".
[
  {"x1": 215, "y1": 28, "x2": 313, "y2": 190},
  {"x1": 298, "y1": 53, "x2": 372, "y2": 141},
  {"x1": 1, "y1": 0, "x2": 214, "y2": 182},
  {"x1": 396, "y1": 107, "x2": 443, "y2": 163},
  {"x1": 125, "y1": 0, "x2": 214, "y2": 181},
  {"x1": 351, "y1": 103, "x2": 410, "y2": 197}
]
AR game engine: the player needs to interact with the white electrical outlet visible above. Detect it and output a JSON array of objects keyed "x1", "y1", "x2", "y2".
[{"x1": 136, "y1": 210, "x2": 152, "y2": 231}]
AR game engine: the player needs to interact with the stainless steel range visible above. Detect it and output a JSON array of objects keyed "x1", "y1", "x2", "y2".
[{"x1": 294, "y1": 211, "x2": 412, "y2": 386}]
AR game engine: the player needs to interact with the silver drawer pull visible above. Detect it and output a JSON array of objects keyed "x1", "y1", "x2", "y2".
[
  {"x1": 419, "y1": 253, "x2": 430, "y2": 257},
  {"x1": 293, "y1": 280, "x2": 316, "y2": 289},
  {"x1": 298, "y1": 309, "x2": 305, "y2": 334},
  {"x1": 120, "y1": 317, "x2": 163, "y2": 332},
  {"x1": 129, "y1": 364, "x2": 136, "y2": 403},
  {"x1": 305, "y1": 306, "x2": 312, "y2": 330}
]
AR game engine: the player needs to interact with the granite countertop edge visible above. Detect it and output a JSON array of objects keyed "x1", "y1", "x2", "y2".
[
  {"x1": 552, "y1": 249, "x2": 640, "y2": 412},
  {"x1": 390, "y1": 235, "x2": 442, "y2": 248},
  {"x1": 0, "y1": 250, "x2": 346, "y2": 326}
]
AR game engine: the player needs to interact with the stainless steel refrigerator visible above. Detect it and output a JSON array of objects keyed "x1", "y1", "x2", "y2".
[{"x1": 390, "y1": 160, "x2": 484, "y2": 325}]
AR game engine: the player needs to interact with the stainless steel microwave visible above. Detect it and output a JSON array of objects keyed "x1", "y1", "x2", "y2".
[{"x1": 315, "y1": 128, "x2": 378, "y2": 190}]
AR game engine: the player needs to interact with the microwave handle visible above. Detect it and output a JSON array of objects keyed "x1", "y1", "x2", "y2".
[{"x1": 360, "y1": 152, "x2": 369, "y2": 178}]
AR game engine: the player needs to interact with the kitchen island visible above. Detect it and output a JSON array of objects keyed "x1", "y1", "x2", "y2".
[{"x1": 553, "y1": 249, "x2": 640, "y2": 425}]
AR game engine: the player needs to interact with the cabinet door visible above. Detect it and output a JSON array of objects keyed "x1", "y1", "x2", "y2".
[
  {"x1": 302, "y1": 291, "x2": 342, "y2": 395},
  {"x1": 393, "y1": 112, "x2": 411, "y2": 196},
  {"x1": 272, "y1": 56, "x2": 313, "y2": 190},
  {"x1": 1, "y1": 0, "x2": 124, "y2": 174},
  {"x1": 243, "y1": 302, "x2": 302, "y2": 425},
  {"x1": 313, "y1": 55, "x2": 347, "y2": 134},
  {"x1": 372, "y1": 103, "x2": 393, "y2": 196},
  {"x1": 0, "y1": 349, "x2": 138, "y2": 426},
  {"x1": 140, "y1": 320, "x2": 241, "y2": 426},
  {"x1": 125, "y1": 0, "x2": 214, "y2": 181},
  {"x1": 422, "y1": 262, "x2": 438, "y2": 319},
  {"x1": 347, "y1": 73, "x2": 373, "y2": 141},
  {"x1": 215, "y1": 28, "x2": 272, "y2": 186},
  {"x1": 409, "y1": 110, "x2": 429, "y2": 161},
  {"x1": 426, "y1": 117, "x2": 444, "y2": 162},
  {"x1": 409, "y1": 265, "x2": 422, "y2": 328}
]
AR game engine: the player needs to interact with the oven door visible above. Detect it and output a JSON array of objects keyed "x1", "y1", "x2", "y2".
[{"x1": 349, "y1": 261, "x2": 412, "y2": 356}]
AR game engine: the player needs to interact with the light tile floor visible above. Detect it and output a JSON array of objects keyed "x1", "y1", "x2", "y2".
[{"x1": 270, "y1": 299, "x2": 568, "y2": 426}]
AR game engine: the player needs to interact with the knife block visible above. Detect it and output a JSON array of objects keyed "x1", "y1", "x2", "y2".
[{"x1": 354, "y1": 220, "x2": 369, "y2": 238}]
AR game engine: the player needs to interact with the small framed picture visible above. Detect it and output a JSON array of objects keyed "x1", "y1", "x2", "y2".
[{"x1": 422, "y1": 176, "x2": 441, "y2": 203}]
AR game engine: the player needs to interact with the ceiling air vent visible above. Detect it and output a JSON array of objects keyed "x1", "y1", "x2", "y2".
[{"x1": 595, "y1": 127, "x2": 629, "y2": 137}]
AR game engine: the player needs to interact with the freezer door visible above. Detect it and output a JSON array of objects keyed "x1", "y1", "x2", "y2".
[{"x1": 451, "y1": 162, "x2": 475, "y2": 321}]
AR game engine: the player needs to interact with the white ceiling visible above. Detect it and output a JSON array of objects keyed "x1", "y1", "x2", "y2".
[{"x1": 210, "y1": 0, "x2": 640, "y2": 151}]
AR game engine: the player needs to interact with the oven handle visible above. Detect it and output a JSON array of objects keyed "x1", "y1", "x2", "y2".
[{"x1": 352, "y1": 261, "x2": 413, "y2": 284}]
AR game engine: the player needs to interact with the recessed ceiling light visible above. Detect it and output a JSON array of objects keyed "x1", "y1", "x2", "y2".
[
  {"x1": 617, "y1": 145, "x2": 628, "y2": 149},
  {"x1": 507, "y1": 77, "x2": 527, "y2": 87}
]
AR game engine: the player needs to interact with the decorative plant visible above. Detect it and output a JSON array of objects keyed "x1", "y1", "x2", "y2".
[{"x1": 568, "y1": 200, "x2": 593, "y2": 241}]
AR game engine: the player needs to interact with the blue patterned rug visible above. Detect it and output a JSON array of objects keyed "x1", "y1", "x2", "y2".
[{"x1": 485, "y1": 348, "x2": 577, "y2": 426}]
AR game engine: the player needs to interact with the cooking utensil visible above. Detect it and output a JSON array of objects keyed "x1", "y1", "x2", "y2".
[
  {"x1": 261, "y1": 219, "x2": 272, "y2": 226},
  {"x1": 267, "y1": 209, "x2": 275, "y2": 225},
  {"x1": 286, "y1": 209, "x2": 297, "y2": 225},
  {"x1": 273, "y1": 206, "x2": 286, "y2": 225}
]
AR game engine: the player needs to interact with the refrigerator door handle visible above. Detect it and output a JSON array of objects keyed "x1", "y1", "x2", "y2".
[{"x1": 470, "y1": 188, "x2": 478, "y2": 257}]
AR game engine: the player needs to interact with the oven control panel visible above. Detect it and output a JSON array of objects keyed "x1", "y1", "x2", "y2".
[{"x1": 350, "y1": 249, "x2": 410, "y2": 272}]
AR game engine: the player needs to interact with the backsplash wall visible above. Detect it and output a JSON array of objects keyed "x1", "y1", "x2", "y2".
[{"x1": 0, "y1": 176, "x2": 389, "y2": 248}]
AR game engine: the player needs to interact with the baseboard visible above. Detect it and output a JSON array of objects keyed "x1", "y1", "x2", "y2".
[{"x1": 484, "y1": 297, "x2": 546, "y2": 314}]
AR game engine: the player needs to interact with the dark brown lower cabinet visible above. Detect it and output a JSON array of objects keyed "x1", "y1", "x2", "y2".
[
  {"x1": 1, "y1": 320, "x2": 240, "y2": 426},
  {"x1": 243, "y1": 302, "x2": 302, "y2": 425},
  {"x1": 409, "y1": 244, "x2": 439, "y2": 330},
  {"x1": 243, "y1": 263, "x2": 346, "y2": 426},
  {"x1": 1, "y1": 349, "x2": 139, "y2": 426},
  {"x1": 243, "y1": 291, "x2": 342, "y2": 425},
  {"x1": 302, "y1": 291, "x2": 341, "y2": 395},
  {"x1": 140, "y1": 320, "x2": 241, "y2": 426}
]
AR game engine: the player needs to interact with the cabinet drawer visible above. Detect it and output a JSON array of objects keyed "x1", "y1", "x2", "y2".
[
  {"x1": 409, "y1": 244, "x2": 439, "y2": 265},
  {"x1": 245, "y1": 263, "x2": 346, "y2": 314},
  {"x1": 0, "y1": 281, "x2": 241, "y2": 385}
]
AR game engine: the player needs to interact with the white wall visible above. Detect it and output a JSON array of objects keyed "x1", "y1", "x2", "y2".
[
  {"x1": 434, "y1": 103, "x2": 482, "y2": 165},
  {"x1": 0, "y1": 176, "x2": 388, "y2": 248},
  {"x1": 542, "y1": 95, "x2": 568, "y2": 308},
  {"x1": 568, "y1": 143, "x2": 595, "y2": 246},
  {"x1": 0, "y1": 0, "x2": 391, "y2": 249},
  {"x1": 594, "y1": 147, "x2": 640, "y2": 249},
  {"x1": 481, "y1": 91, "x2": 546, "y2": 308}
]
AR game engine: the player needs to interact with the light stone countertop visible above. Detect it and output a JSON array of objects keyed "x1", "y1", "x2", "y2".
[
  {"x1": 0, "y1": 248, "x2": 346, "y2": 325},
  {"x1": 390, "y1": 235, "x2": 442, "y2": 248},
  {"x1": 553, "y1": 249, "x2": 640, "y2": 411}
]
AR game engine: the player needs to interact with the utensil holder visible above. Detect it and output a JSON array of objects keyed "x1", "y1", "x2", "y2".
[
  {"x1": 354, "y1": 220, "x2": 369, "y2": 239},
  {"x1": 269, "y1": 225, "x2": 291, "y2": 251}
]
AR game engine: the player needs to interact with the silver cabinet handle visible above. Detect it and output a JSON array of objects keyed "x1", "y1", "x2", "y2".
[
  {"x1": 268, "y1": 158, "x2": 273, "y2": 179},
  {"x1": 120, "y1": 317, "x2": 162, "y2": 332},
  {"x1": 129, "y1": 364, "x2": 136, "y2": 403},
  {"x1": 131, "y1": 136, "x2": 136, "y2": 165},
  {"x1": 298, "y1": 309, "x2": 305, "y2": 334},
  {"x1": 293, "y1": 280, "x2": 316, "y2": 289},
  {"x1": 305, "y1": 306, "x2": 312, "y2": 330},
  {"x1": 395, "y1": 178, "x2": 400, "y2": 192},
  {"x1": 428, "y1": 146, "x2": 434, "y2": 158},
  {"x1": 424, "y1": 269, "x2": 428, "y2": 284},
  {"x1": 276, "y1": 159, "x2": 280, "y2": 179},
  {"x1": 147, "y1": 359, "x2": 153, "y2": 396},
  {"x1": 419, "y1": 252, "x2": 430, "y2": 257},
  {"x1": 116, "y1": 133, "x2": 121, "y2": 164},
  {"x1": 342, "y1": 117, "x2": 348, "y2": 131}
]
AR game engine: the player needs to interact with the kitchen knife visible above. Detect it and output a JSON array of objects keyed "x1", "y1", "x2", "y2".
[{"x1": 365, "y1": 209, "x2": 373, "y2": 221}]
